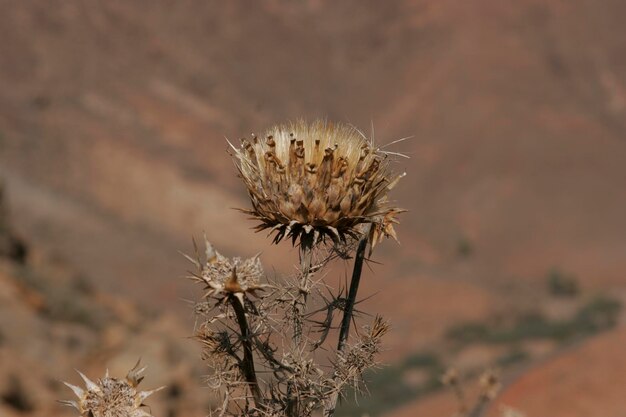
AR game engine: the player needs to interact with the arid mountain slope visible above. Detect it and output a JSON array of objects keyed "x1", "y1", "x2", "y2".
[
  {"x1": 1, "y1": 0, "x2": 625, "y2": 298},
  {"x1": 1, "y1": 1, "x2": 626, "y2": 415}
]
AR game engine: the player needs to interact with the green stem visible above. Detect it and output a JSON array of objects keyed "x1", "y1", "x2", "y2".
[
  {"x1": 337, "y1": 235, "x2": 368, "y2": 352},
  {"x1": 325, "y1": 234, "x2": 369, "y2": 417}
]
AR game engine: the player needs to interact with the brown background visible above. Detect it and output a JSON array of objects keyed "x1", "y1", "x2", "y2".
[{"x1": 1, "y1": 1, "x2": 626, "y2": 416}]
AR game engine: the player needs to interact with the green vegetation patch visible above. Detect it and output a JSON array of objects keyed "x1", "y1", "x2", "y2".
[
  {"x1": 456, "y1": 237, "x2": 474, "y2": 258},
  {"x1": 446, "y1": 295, "x2": 622, "y2": 347},
  {"x1": 547, "y1": 268, "x2": 580, "y2": 297}
]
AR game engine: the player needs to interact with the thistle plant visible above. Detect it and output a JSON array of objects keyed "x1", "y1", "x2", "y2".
[
  {"x1": 441, "y1": 368, "x2": 502, "y2": 417},
  {"x1": 188, "y1": 120, "x2": 405, "y2": 417},
  {"x1": 60, "y1": 119, "x2": 405, "y2": 417}
]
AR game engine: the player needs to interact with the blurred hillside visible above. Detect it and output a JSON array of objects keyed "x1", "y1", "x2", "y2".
[
  {"x1": 0, "y1": 182, "x2": 210, "y2": 417},
  {"x1": 1, "y1": 1, "x2": 626, "y2": 416}
]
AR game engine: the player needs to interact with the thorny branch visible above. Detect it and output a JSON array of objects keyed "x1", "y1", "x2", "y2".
[
  {"x1": 325, "y1": 232, "x2": 369, "y2": 417},
  {"x1": 189, "y1": 238, "x2": 388, "y2": 417}
]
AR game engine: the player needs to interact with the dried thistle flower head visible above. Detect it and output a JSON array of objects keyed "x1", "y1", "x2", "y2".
[
  {"x1": 231, "y1": 120, "x2": 405, "y2": 248},
  {"x1": 478, "y1": 368, "x2": 501, "y2": 400},
  {"x1": 195, "y1": 239, "x2": 266, "y2": 299},
  {"x1": 60, "y1": 360, "x2": 164, "y2": 417}
]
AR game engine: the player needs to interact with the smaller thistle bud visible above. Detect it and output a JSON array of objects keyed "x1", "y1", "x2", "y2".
[
  {"x1": 231, "y1": 120, "x2": 405, "y2": 248},
  {"x1": 60, "y1": 360, "x2": 164, "y2": 417},
  {"x1": 195, "y1": 239, "x2": 266, "y2": 300}
]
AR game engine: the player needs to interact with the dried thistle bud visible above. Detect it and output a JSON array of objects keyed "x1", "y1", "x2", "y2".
[
  {"x1": 478, "y1": 368, "x2": 501, "y2": 400},
  {"x1": 334, "y1": 316, "x2": 389, "y2": 389},
  {"x1": 196, "y1": 239, "x2": 266, "y2": 299},
  {"x1": 231, "y1": 120, "x2": 405, "y2": 248},
  {"x1": 367, "y1": 315, "x2": 391, "y2": 340},
  {"x1": 60, "y1": 360, "x2": 164, "y2": 417},
  {"x1": 441, "y1": 368, "x2": 459, "y2": 387}
]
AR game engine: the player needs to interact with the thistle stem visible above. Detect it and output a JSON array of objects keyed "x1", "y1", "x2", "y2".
[
  {"x1": 325, "y1": 233, "x2": 369, "y2": 417},
  {"x1": 337, "y1": 235, "x2": 368, "y2": 351},
  {"x1": 229, "y1": 294, "x2": 263, "y2": 408},
  {"x1": 286, "y1": 241, "x2": 314, "y2": 417},
  {"x1": 467, "y1": 399, "x2": 488, "y2": 417},
  {"x1": 294, "y1": 241, "x2": 314, "y2": 344}
]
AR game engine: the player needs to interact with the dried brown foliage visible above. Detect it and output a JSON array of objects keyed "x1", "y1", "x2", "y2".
[
  {"x1": 189, "y1": 238, "x2": 389, "y2": 417},
  {"x1": 180, "y1": 120, "x2": 406, "y2": 417}
]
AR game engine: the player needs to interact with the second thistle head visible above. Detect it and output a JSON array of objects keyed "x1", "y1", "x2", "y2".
[{"x1": 231, "y1": 120, "x2": 405, "y2": 249}]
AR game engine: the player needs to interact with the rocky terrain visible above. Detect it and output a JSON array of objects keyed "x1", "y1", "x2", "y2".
[
  {"x1": 0, "y1": 184, "x2": 210, "y2": 417},
  {"x1": 1, "y1": 1, "x2": 626, "y2": 416}
]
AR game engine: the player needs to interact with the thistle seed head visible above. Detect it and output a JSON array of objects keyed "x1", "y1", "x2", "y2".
[
  {"x1": 231, "y1": 120, "x2": 405, "y2": 248},
  {"x1": 60, "y1": 360, "x2": 164, "y2": 417}
]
